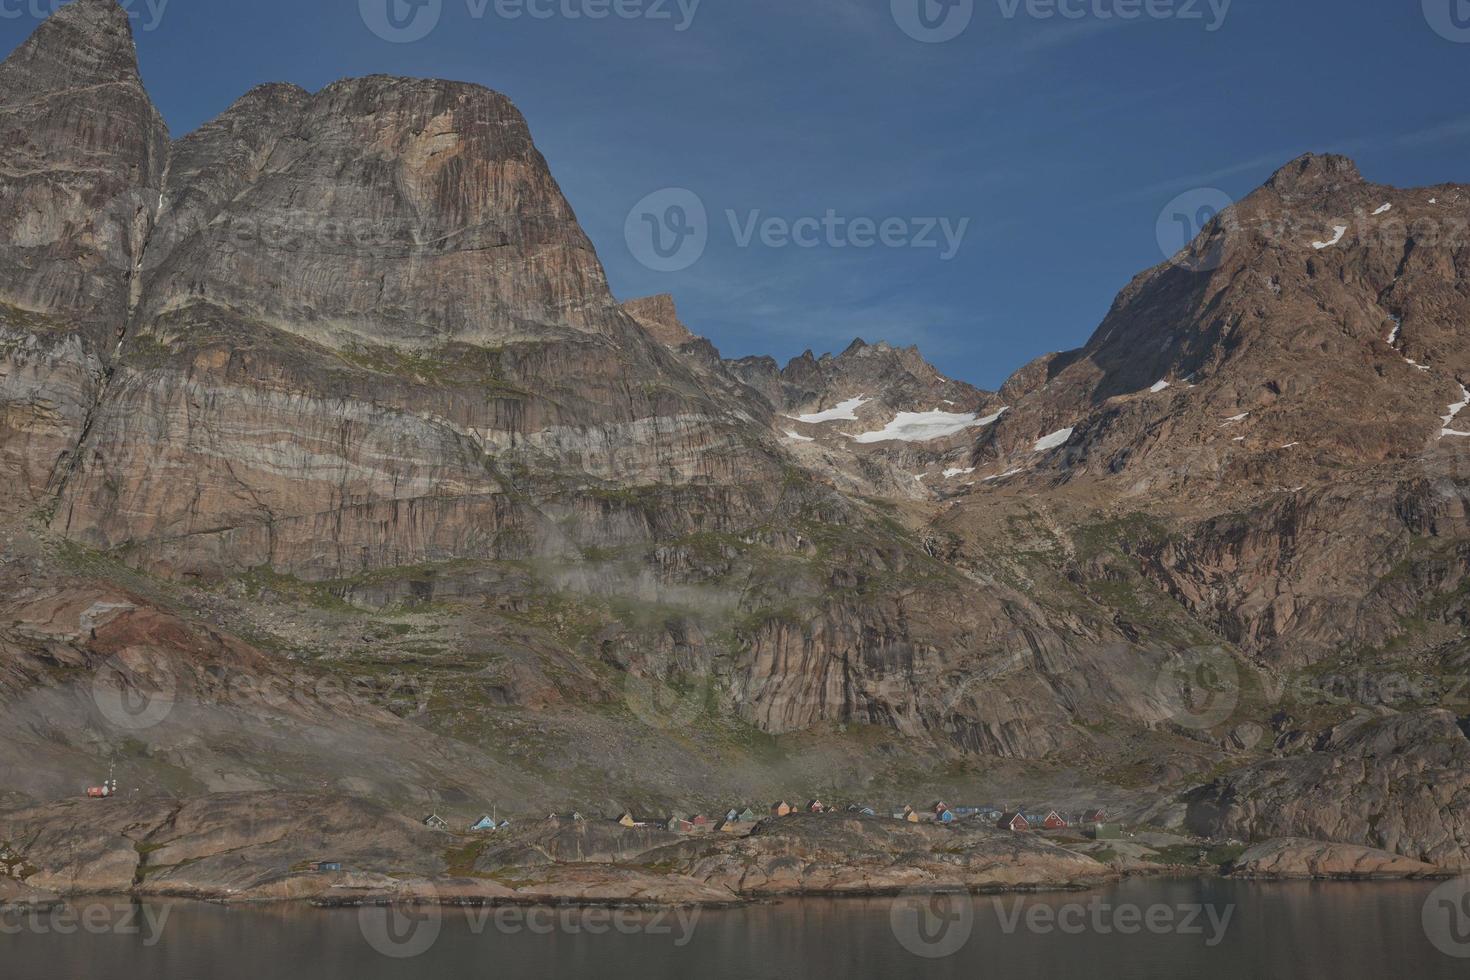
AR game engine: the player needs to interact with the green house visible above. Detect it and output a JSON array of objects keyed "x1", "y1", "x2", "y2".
[{"x1": 1090, "y1": 823, "x2": 1124, "y2": 840}]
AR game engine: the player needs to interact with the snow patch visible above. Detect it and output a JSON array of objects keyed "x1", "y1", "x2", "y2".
[
  {"x1": 1312, "y1": 226, "x2": 1348, "y2": 250},
  {"x1": 1372, "y1": 203, "x2": 1392, "y2": 215},
  {"x1": 852, "y1": 409, "x2": 991, "y2": 444},
  {"x1": 1439, "y1": 383, "x2": 1470, "y2": 437},
  {"x1": 985, "y1": 468, "x2": 1024, "y2": 482},
  {"x1": 1033, "y1": 427, "x2": 1074, "y2": 452},
  {"x1": 1280, "y1": 442, "x2": 1299, "y2": 449},
  {"x1": 789, "y1": 396, "x2": 869, "y2": 424},
  {"x1": 943, "y1": 467, "x2": 976, "y2": 478},
  {"x1": 976, "y1": 406, "x2": 1010, "y2": 426},
  {"x1": 1149, "y1": 380, "x2": 1171, "y2": 393},
  {"x1": 1221, "y1": 413, "x2": 1249, "y2": 425},
  {"x1": 783, "y1": 431, "x2": 814, "y2": 443}
]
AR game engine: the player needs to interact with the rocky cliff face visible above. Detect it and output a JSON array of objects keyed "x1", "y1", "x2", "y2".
[
  {"x1": 4, "y1": 0, "x2": 1470, "y2": 872},
  {"x1": 1186, "y1": 711, "x2": 1470, "y2": 869},
  {"x1": 17, "y1": 4, "x2": 792, "y2": 581},
  {"x1": 0, "y1": 0, "x2": 167, "y2": 513}
]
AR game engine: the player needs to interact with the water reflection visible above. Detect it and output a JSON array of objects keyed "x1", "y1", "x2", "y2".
[{"x1": 2, "y1": 878, "x2": 1465, "y2": 980}]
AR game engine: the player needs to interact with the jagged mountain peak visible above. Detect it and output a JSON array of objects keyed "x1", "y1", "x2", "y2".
[
  {"x1": 134, "y1": 63, "x2": 620, "y2": 349},
  {"x1": 2, "y1": 0, "x2": 145, "y2": 92},
  {"x1": 0, "y1": 0, "x2": 167, "y2": 335},
  {"x1": 1264, "y1": 152, "x2": 1364, "y2": 196},
  {"x1": 960, "y1": 154, "x2": 1470, "y2": 501}
]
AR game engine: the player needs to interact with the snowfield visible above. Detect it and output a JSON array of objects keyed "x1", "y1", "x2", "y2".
[
  {"x1": 789, "y1": 396, "x2": 869, "y2": 424},
  {"x1": 853, "y1": 409, "x2": 991, "y2": 444},
  {"x1": 1033, "y1": 427, "x2": 1074, "y2": 452}
]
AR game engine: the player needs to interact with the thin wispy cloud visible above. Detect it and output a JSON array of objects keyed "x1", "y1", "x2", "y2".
[{"x1": 1393, "y1": 115, "x2": 1470, "y2": 149}]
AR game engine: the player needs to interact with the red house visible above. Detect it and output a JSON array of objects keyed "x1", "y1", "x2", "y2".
[
  {"x1": 1081, "y1": 808, "x2": 1107, "y2": 826},
  {"x1": 1040, "y1": 810, "x2": 1068, "y2": 830},
  {"x1": 998, "y1": 811, "x2": 1030, "y2": 832}
]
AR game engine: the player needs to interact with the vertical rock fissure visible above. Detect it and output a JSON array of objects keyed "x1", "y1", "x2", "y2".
[{"x1": 51, "y1": 157, "x2": 171, "y2": 517}]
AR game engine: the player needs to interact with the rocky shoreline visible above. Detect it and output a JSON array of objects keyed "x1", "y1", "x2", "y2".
[{"x1": 1, "y1": 795, "x2": 1458, "y2": 913}]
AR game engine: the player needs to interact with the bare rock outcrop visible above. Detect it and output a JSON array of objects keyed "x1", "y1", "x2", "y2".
[
  {"x1": 643, "y1": 814, "x2": 1112, "y2": 896},
  {"x1": 1230, "y1": 838, "x2": 1441, "y2": 879},
  {"x1": 1187, "y1": 711, "x2": 1470, "y2": 869}
]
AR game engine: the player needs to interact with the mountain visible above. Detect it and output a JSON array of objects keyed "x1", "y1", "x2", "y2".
[{"x1": 1, "y1": 0, "x2": 1468, "y2": 871}]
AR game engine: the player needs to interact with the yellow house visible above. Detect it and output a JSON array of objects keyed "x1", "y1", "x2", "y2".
[{"x1": 771, "y1": 801, "x2": 793, "y2": 817}]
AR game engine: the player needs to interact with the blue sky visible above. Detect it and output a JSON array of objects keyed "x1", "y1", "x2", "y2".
[{"x1": 5, "y1": 0, "x2": 1469, "y2": 388}]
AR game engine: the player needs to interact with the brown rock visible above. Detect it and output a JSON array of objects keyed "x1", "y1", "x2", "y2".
[{"x1": 1230, "y1": 838, "x2": 1440, "y2": 879}]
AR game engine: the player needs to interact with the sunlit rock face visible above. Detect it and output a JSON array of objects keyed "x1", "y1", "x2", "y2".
[{"x1": 0, "y1": 0, "x2": 168, "y2": 512}]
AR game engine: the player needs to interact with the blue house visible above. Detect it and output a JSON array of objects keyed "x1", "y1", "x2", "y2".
[{"x1": 470, "y1": 815, "x2": 498, "y2": 832}]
